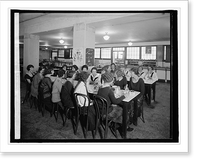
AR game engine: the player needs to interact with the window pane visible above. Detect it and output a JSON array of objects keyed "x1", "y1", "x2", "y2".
[
  {"x1": 101, "y1": 48, "x2": 111, "y2": 59},
  {"x1": 113, "y1": 47, "x2": 125, "y2": 51},
  {"x1": 95, "y1": 48, "x2": 100, "y2": 58},
  {"x1": 141, "y1": 46, "x2": 156, "y2": 60},
  {"x1": 164, "y1": 46, "x2": 166, "y2": 60},
  {"x1": 126, "y1": 47, "x2": 140, "y2": 59}
]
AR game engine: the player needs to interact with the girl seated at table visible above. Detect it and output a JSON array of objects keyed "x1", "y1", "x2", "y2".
[
  {"x1": 38, "y1": 68, "x2": 54, "y2": 113},
  {"x1": 72, "y1": 65, "x2": 79, "y2": 73},
  {"x1": 52, "y1": 70, "x2": 65, "y2": 110},
  {"x1": 87, "y1": 67, "x2": 101, "y2": 86},
  {"x1": 128, "y1": 67, "x2": 145, "y2": 125},
  {"x1": 101, "y1": 65, "x2": 111, "y2": 74},
  {"x1": 97, "y1": 72, "x2": 128, "y2": 126},
  {"x1": 137, "y1": 65, "x2": 146, "y2": 79},
  {"x1": 61, "y1": 71, "x2": 76, "y2": 110},
  {"x1": 144, "y1": 66, "x2": 158, "y2": 81},
  {"x1": 114, "y1": 69, "x2": 127, "y2": 90},
  {"x1": 74, "y1": 71, "x2": 96, "y2": 131}
]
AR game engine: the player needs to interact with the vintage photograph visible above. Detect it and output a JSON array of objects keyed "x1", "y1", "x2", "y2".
[{"x1": 11, "y1": 10, "x2": 178, "y2": 142}]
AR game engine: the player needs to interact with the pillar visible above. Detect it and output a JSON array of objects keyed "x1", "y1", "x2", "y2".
[
  {"x1": 23, "y1": 34, "x2": 39, "y2": 75},
  {"x1": 72, "y1": 23, "x2": 95, "y2": 69}
]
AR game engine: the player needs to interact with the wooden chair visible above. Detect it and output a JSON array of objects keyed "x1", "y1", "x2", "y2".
[
  {"x1": 93, "y1": 95, "x2": 118, "y2": 139},
  {"x1": 63, "y1": 107, "x2": 75, "y2": 127},
  {"x1": 73, "y1": 93, "x2": 98, "y2": 139}
]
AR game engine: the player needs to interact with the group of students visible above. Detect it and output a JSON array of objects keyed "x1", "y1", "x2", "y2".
[{"x1": 22, "y1": 62, "x2": 158, "y2": 135}]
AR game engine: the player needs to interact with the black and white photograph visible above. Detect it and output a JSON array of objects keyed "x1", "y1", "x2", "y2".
[{"x1": 0, "y1": 0, "x2": 189, "y2": 154}]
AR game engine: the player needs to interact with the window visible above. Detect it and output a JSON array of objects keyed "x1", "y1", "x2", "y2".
[
  {"x1": 52, "y1": 51, "x2": 57, "y2": 59},
  {"x1": 126, "y1": 47, "x2": 140, "y2": 59},
  {"x1": 58, "y1": 50, "x2": 64, "y2": 57},
  {"x1": 95, "y1": 48, "x2": 100, "y2": 58},
  {"x1": 141, "y1": 46, "x2": 156, "y2": 60},
  {"x1": 113, "y1": 47, "x2": 125, "y2": 51},
  {"x1": 101, "y1": 48, "x2": 111, "y2": 59}
]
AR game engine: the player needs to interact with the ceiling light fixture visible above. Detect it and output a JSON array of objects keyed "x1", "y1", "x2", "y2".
[
  {"x1": 64, "y1": 45, "x2": 68, "y2": 49},
  {"x1": 128, "y1": 41, "x2": 133, "y2": 46},
  {"x1": 103, "y1": 32, "x2": 110, "y2": 40},
  {"x1": 59, "y1": 39, "x2": 64, "y2": 44}
]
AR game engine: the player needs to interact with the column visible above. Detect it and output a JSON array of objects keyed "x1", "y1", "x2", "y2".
[
  {"x1": 72, "y1": 23, "x2": 95, "y2": 68},
  {"x1": 23, "y1": 34, "x2": 39, "y2": 75}
]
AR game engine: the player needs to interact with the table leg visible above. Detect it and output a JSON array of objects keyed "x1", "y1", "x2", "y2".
[
  {"x1": 133, "y1": 99, "x2": 138, "y2": 126},
  {"x1": 148, "y1": 84, "x2": 152, "y2": 105},
  {"x1": 122, "y1": 102, "x2": 128, "y2": 139}
]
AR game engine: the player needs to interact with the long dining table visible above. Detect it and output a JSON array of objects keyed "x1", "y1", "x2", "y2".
[{"x1": 87, "y1": 84, "x2": 140, "y2": 139}]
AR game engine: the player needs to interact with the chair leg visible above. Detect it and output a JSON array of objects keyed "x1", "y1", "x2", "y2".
[
  {"x1": 41, "y1": 104, "x2": 44, "y2": 117},
  {"x1": 74, "y1": 115, "x2": 80, "y2": 135},
  {"x1": 140, "y1": 106, "x2": 145, "y2": 123}
]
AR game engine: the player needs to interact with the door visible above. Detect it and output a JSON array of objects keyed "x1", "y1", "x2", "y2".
[{"x1": 113, "y1": 51, "x2": 125, "y2": 65}]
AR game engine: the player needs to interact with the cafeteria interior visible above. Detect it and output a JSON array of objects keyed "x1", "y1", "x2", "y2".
[{"x1": 18, "y1": 12, "x2": 173, "y2": 140}]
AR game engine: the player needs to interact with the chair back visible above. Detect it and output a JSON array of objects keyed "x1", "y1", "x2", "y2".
[
  {"x1": 93, "y1": 95, "x2": 109, "y2": 139},
  {"x1": 73, "y1": 93, "x2": 91, "y2": 138}
]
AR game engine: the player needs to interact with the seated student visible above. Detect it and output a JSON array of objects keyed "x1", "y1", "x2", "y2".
[
  {"x1": 97, "y1": 72, "x2": 133, "y2": 131},
  {"x1": 111, "y1": 63, "x2": 116, "y2": 74},
  {"x1": 128, "y1": 67, "x2": 145, "y2": 125},
  {"x1": 61, "y1": 65, "x2": 68, "y2": 79},
  {"x1": 137, "y1": 65, "x2": 146, "y2": 79},
  {"x1": 61, "y1": 70, "x2": 76, "y2": 110},
  {"x1": 74, "y1": 71, "x2": 96, "y2": 131},
  {"x1": 87, "y1": 67, "x2": 101, "y2": 86},
  {"x1": 38, "y1": 68, "x2": 54, "y2": 113},
  {"x1": 52, "y1": 69, "x2": 65, "y2": 109},
  {"x1": 72, "y1": 65, "x2": 79, "y2": 73},
  {"x1": 81, "y1": 65, "x2": 89, "y2": 72},
  {"x1": 101, "y1": 65, "x2": 111, "y2": 74},
  {"x1": 144, "y1": 66, "x2": 158, "y2": 103},
  {"x1": 114, "y1": 69, "x2": 127, "y2": 90}
]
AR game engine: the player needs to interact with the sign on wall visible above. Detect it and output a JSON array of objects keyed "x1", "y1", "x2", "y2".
[
  {"x1": 73, "y1": 48, "x2": 84, "y2": 67},
  {"x1": 85, "y1": 48, "x2": 94, "y2": 66}
]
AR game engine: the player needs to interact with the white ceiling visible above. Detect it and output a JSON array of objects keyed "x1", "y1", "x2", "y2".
[{"x1": 19, "y1": 12, "x2": 170, "y2": 49}]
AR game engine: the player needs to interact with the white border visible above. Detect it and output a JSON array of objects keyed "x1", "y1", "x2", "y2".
[{"x1": 0, "y1": 1, "x2": 188, "y2": 153}]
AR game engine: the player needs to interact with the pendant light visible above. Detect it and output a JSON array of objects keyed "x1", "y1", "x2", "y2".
[
  {"x1": 128, "y1": 41, "x2": 133, "y2": 46},
  {"x1": 59, "y1": 39, "x2": 64, "y2": 44},
  {"x1": 103, "y1": 32, "x2": 110, "y2": 40},
  {"x1": 64, "y1": 45, "x2": 68, "y2": 49}
]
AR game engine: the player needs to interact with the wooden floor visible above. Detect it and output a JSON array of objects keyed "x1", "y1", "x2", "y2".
[{"x1": 20, "y1": 81, "x2": 171, "y2": 140}]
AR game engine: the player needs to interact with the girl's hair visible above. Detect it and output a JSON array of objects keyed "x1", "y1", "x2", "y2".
[
  {"x1": 62, "y1": 65, "x2": 68, "y2": 69},
  {"x1": 27, "y1": 64, "x2": 34, "y2": 71},
  {"x1": 43, "y1": 68, "x2": 53, "y2": 76},
  {"x1": 38, "y1": 66, "x2": 44, "y2": 73},
  {"x1": 81, "y1": 65, "x2": 88, "y2": 71},
  {"x1": 67, "y1": 70, "x2": 76, "y2": 78},
  {"x1": 111, "y1": 63, "x2": 116, "y2": 68},
  {"x1": 91, "y1": 67, "x2": 97, "y2": 72},
  {"x1": 76, "y1": 72, "x2": 89, "y2": 82},
  {"x1": 72, "y1": 65, "x2": 78, "y2": 71},
  {"x1": 130, "y1": 67, "x2": 139, "y2": 75},
  {"x1": 115, "y1": 69, "x2": 124, "y2": 77},
  {"x1": 102, "y1": 65, "x2": 110, "y2": 72},
  {"x1": 147, "y1": 65, "x2": 154, "y2": 71},
  {"x1": 57, "y1": 70, "x2": 64, "y2": 78}
]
